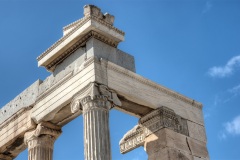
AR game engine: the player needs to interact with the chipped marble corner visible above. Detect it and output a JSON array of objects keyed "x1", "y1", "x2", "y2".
[{"x1": 83, "y1": 5, "x2": 115, "y2": 25}]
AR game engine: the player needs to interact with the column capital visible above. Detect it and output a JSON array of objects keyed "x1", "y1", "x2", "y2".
[
  {"x1": 24, "y1": 122, "x2": 62, "y2": 146},
  {"x1": 24, "y1": 122, "x2": 62, "y2": 160},
  {"x1": 81, "y1": 95, "x2": 111, "y2": 113},
  {"x1": 71, "y1": 82, "x2": 121, "y2": 113}
]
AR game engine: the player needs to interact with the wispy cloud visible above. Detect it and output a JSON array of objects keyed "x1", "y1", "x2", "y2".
[
  {"x1": 208, "y1": 55, "x2": 240, "y2": 78},
  {"x1": 202, "y1": 1, "x2": 213, "y2": 14},
  {"x1": 206, "y1": 84, "x2": 240, "y2": 119},
  {"x1": 228, "y1": 84, "x2": 240, "y2": 96},
  {"x1": 219, "y1": 115, "x2": 240, "y2": 140},
  {"x1": 218, "y1": 131, "x2": 227, "y2": 140},
  {"x1": 225, "y1": 115, "x2": 240, "y2": 135}
]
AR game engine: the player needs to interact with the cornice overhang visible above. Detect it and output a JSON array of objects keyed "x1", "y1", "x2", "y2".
[{"x1": 37, "y1": 15, "x2": 125, "y2": 72}]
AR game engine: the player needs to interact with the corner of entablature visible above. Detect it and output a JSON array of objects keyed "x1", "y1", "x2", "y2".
[{"x1": 119, "y1": 106, "x2": 190, "y2": 154}]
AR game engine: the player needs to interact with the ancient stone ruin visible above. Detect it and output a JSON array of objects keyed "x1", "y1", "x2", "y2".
[{"x1": 0, "y1": 5, "x2": 209, "y2": 160}]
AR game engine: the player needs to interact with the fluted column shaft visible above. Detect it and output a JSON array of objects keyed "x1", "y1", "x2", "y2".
[
  {"x1": 26, "y1": 135, "x2": 54, "y2": 160},
  {"x1": 24, "y1": 122, "x2": 62, "y2": 160},
  {"x1": 81, "y1": 95, "x2": 111, "y2": 160}
]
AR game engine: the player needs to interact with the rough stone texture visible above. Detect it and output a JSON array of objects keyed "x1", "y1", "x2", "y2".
[
  {"x1": 144, "y1": 129, "x2": 197, "y2": 160},
  {"x1": 0, "y1": 154, "x2": 12, "y2": 160},
  {"x1": 86, "y1": 38, "x2": 135, "y2": 72},
  {"x1": 83, "y1": 5, "x2": 114, "y2": 25},
  {"x1": 187, "y1": 137, "x2": 208, "y2": 159},
  {"x1": 144, "y1": 128, "x2": 191, "y2": 156},
  {"x1": 146, "y1": 143, "x2": 193, "y2": 160},
  {"x1": 193, "y1": 156, "x2": 209, "y2": 160},
  {"x1": 0, "y1": 80, "x2": 41, "y2": 125},
  {"x1": 187, "y1": 121, "x2": 207, "y2": 142}
]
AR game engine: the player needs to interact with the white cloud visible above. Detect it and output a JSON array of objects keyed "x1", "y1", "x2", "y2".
[
  {"x1": 225, "y1": 115, "x2": 240, "y2": 135},
  {"x1": 229, "y1": 84, "x2": 240, "y2": 95},
  {"x1": 208, "y1": 55, "x2": 240, "y2": 78}
]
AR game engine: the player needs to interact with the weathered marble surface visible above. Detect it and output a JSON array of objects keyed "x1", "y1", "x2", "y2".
[
  {"x1": 0, "y1": 108, "x2": 35, "y2": 159},
  {"x1": 0, "y1": 80, "x2": 41, "y2": 125},
  {"x1": 120, "y1": 106, "x2": 209, "y2": 160},
  {"x1": 144, "y1": 128, "x2": 209, "y2": 160}
]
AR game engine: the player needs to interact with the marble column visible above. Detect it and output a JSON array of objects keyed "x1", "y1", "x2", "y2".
[
  {"x1": 71, "y1": 83, "x2": 121, "y2": 160},
  {"x1": 81, "y1": 95, "x2": 111, "y2": 160},
  {"x1": 24, "y1": 122, "x2": 62, "y2": 160}
]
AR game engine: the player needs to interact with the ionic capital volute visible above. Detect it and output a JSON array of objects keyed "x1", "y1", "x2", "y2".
[
  {"x1": 24, "y1": 122, "x2": 62, "y2": 146},
  {"x1": 71, "y1": 82, "x2": 121, "y2": 113}
]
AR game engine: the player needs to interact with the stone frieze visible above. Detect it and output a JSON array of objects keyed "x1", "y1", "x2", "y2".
[{"x1": 119, "y1": 106, "x2": 189, "y2": 154}]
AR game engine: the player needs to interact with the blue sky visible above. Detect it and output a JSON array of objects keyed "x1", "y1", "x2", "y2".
[{"x1": 0, "y1": 0, "x2": 240, "y2": 160}]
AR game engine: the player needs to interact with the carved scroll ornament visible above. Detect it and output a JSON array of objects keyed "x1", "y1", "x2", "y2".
[
  {"x1": 119, "y1": 106, "x2": 189, "y2": 154},
  {"x1": 70, "y1": 82, "x2": 121, "y2": 113},
  {"x1": 24, "y1": 122, "x2": 62, "y2": 149}
]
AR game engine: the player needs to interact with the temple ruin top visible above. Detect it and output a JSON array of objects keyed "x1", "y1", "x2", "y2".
[
  {"x1": 37, "y1": 5, "x2": 126, "y2": 72},
  {"x1": 0, "y1": 4, "x2": 207, "y2": 160}
]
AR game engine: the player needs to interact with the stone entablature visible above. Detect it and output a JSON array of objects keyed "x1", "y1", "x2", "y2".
[{"x1": 119, "y1": 106, "x2": 189, "y2": 154}]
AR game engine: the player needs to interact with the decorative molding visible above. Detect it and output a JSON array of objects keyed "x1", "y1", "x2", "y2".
[
  {"x1": 37, "y1": 14, "x2": 124, "y2": 63},
  {"x1": 70, "y1": 82, "x2": 121, "y2": 114},
  {"x1": 107, "y1": 62, "x2": 203, "y2": 109},
  {"x1": 37, "y1": 15, "x2": 90, "y2": 61},
  {"x1": 26, "y1": 135, "x2": 55, "y2": 150},
  {"x1": 24, "y1": 122, "x2": 62, "y2": 147},
  {"x1": 81, "y1": 95, "x2": 111, "y2": 113},
  {"x1": 91, "y1": 30, "x2": 118, "y2": 47},
  {"x1": 119, "y1": 106, "x2": 189, "y2": 154},
  {"x1": 45, "y1": 30, "x2": 119, "y2": 72},
  {"x1": 63, "y1": 17, "x2": 85, "y2": 31}
]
